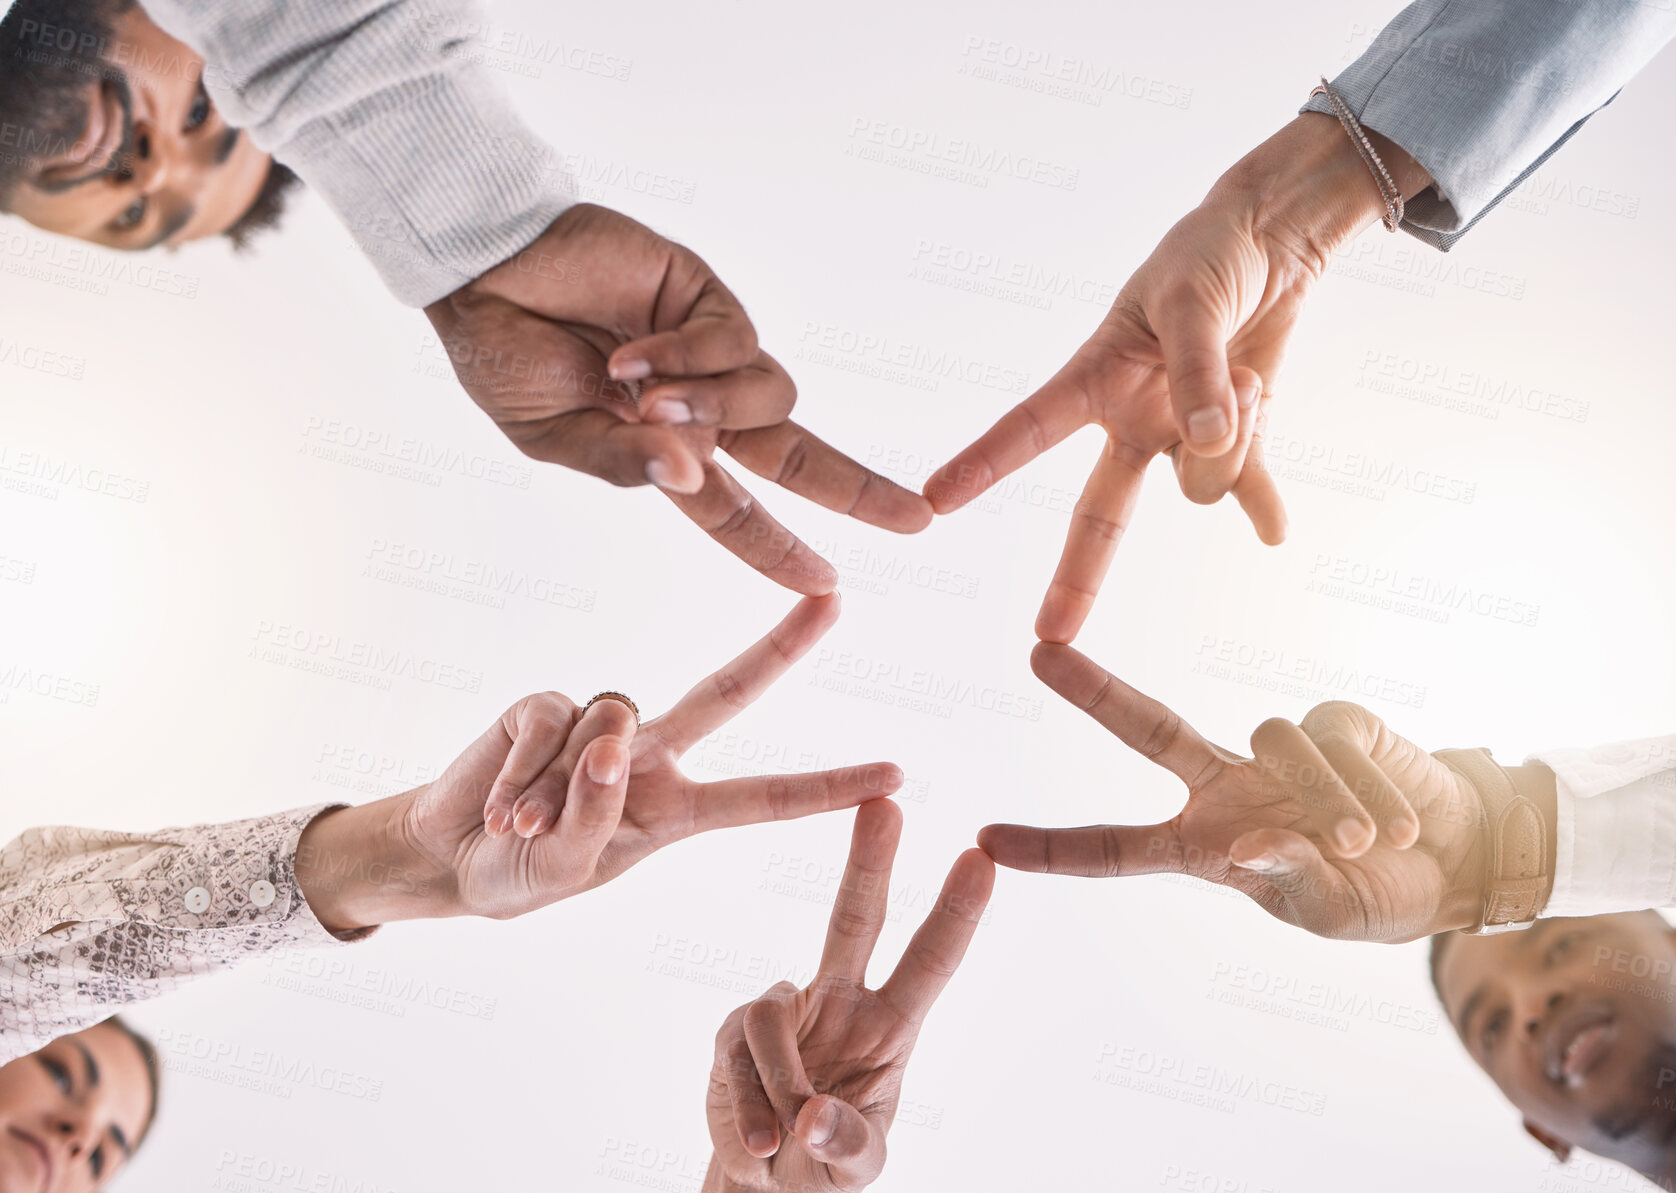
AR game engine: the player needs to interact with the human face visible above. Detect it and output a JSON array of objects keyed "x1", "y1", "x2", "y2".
[
  {"x1": 7, "y1": 3, "x2": 272, "y2": 249},
  {"x1": 1437, "y1": 914, "x2": 1676, "y2": 1180},
  {"x1": 0, "y1": 1023, "x2": 151, "y2": 1193}
]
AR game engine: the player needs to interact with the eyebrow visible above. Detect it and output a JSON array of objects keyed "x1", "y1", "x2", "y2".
[
  {"x1": 109, "y1": 1121, "x2": 132, "y2": 1158},
  {"x1": 139, "y1": 202, "x2": 196, "y2": 251},
  {"x1": 213, "y1": 126, "x2": 241, "y2": 166},
  {"x1": 72, "y1": 1040, "x2": 100, "y2": 1088}
]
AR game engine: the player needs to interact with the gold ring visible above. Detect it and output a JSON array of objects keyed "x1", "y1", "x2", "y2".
[{"x1": 585, "y1": 691, "x2": 640, "y2": 727}]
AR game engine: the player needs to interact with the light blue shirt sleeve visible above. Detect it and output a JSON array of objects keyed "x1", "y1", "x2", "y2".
[{"x1": 1301, "y1": 0, "x2": 1676, "y2": 250}]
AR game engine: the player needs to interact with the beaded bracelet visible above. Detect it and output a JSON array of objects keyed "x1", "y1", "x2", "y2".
[{"x1": 1309, "y1": 77, "x2": 1404, "y2": 233}]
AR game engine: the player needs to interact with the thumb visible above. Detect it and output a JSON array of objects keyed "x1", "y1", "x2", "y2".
[
  {"x1": 1154, "y1": 297, "x2": 1237, "y2": 457},
  {"x1": 1228, "y1": 829, "x2": 1358, "y2": 937},
  {"x1": 795, "y1": 1095, "x2": 883, "y2": 1186}
]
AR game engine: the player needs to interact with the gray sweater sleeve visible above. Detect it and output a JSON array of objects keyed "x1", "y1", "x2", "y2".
[
  {"x1": 141, "y1": 0, "x2": 575, "y2": 305},
  {"x1": 1300, "y1": 0, "x2": 1676, "y2": 250}
]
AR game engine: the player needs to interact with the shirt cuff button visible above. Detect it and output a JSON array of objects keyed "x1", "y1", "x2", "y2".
[
  {"x1": 184, "y1": 886, "x2": 211, "y2": 914},
  {"x1": 249, "y1": 880, "x2": 277, "y2": 908}
]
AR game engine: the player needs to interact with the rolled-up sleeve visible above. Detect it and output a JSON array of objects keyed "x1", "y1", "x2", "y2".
[
  {"x1": 0, "y1": 805, "x2": 375, "y2": 1063},
  {"x1": 1301, "y1": 0, "x2": 1676, "y2": 249},
  {"x1": 1531, "y1": 736, "x2": 1676, "y2": 918},
  {"x1": 140, "y1": 0, "x2": 575, "y2": 305}
]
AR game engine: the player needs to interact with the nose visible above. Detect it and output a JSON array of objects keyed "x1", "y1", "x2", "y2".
[
  {"x1": 52, "y1": 1108, "x2": 97, "y2": 1159},
  {"x1": 1514, "y1": 986, "x2": 1566, "y2": 1041},
  {"x1": 128, "y1": 119, "x2": 196, "y2": 196}
]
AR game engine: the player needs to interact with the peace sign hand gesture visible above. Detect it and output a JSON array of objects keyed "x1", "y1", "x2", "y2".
[
  {"x1": 387, "y1": 593, "x2": 902, "y2": 923},
  {"x1": 704, "y1": 800, "x2": 995, "y2": 1192},
  {"x1": 979, "y1": 643, "x2": 1489, "y2": 943}
]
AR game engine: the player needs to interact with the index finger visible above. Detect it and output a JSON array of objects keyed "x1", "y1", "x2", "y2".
[
  {"x1": 661, "y1": 457, "x2": 838, "y2": 595},
  {"x1": 818, "y1": 800, "x2": 902, "y2": 985},
  {"x1": 1029, "y1": 642, "x2": 1222, "y2": 786},
  {"x1": 652, "y1": 593, "x2": 842, "y2": 754},
  {"x1": 877, "y1": 848, "x2": 994, "y2": 1026},
  {"x1": 923, "y1": 367, "x2": 1093, "y2": 515},
  {"x1": 1034, "y1": 444, "x2": 1149, "y2": 645},
  {"x1": 723, "y1": 418, "x2": 934, "y2": 535}
]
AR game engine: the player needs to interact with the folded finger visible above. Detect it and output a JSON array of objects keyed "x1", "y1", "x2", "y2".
[
  {"x1": 511, "y1": 406, "x2": 707, "y2": 494},
  {"x1": 653, "y1": 593, "x2": 841, "y2": 754},
  {"x1": 1227, "y1": 827, "x2": 1360, "y2": 938},
  {"x1": 609, "y1": 274, "x2": 758, "y2": 381},
  {"x1": 1153, "y1": 299, "x2": 1237, "y2": 457},
  {"x1": 639, "y1": 350, "x2": 796, "y2": 429},
  {"x1": 743, "y1": 994, "x2": 816, "y2": 1132},
  {"x1": 1029, "y1": 642, "x2": 1222, "y2": 785},
  {"x1": 977, "y1": 822, "x2": 1180, "y2": 878},
  {"x1": 1249, "y1": 718, "x2": 1375, "y2": 858},
  {"x1": 512, "y1": 696, "x2": 636, "y2": 838},
  {"x1": 692, "y1": 764, "x2": 903, "y2": 835},
  {"x1": 723, "y1": 420, "x2": 933, "y2": 534},
  {"x1": 486, "y1": 695, "x2": 578, "y2": 837},
  {"x1": 878, "y1": 848, "x2": 994, "y2": 1025},
  {"x1": 662, "y1": 457, "x2": 838, "y2": 594},
  {"x1": 924, "y1": 369, "x2": 1091, "y2": 514},
  {"x1": 818, "y1": 800, "x2": 902, "y2": 985},
  {"x1": 1310, "y1": 732, "x2": 1419, "y2": 849},
  {"x1": 720, "y1": 1033, "x2": 780, "y2": 1158},
  {"x1": 1229, "y1": 418, "x2": 1288, "y2": 546},
  {"x1": 1035, "y1": 443, "x2": 1148, "y2": 645}
]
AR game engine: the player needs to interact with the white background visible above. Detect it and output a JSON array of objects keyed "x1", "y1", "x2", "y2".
[{"x1": 4, "y1": 0, "x2": 1675, "y2": 1190}]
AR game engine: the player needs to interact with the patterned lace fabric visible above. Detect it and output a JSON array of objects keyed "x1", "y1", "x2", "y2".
[{"x1": 1, "y1": 804, "x2": 375, "y2": 1063}]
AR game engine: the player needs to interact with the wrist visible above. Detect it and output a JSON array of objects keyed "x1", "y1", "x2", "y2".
[
  {"x1": 1221, "y1": 113, "x2": 1432, "y2": 265},
  {"x1": 295, "y1": 796, "x2": 453, "y2": 934}
]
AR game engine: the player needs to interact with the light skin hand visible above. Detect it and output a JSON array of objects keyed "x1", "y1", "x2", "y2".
[
  {"x1": 704, "y1": 800, "x2": 995, "y2": 1193},
  {"x1": 978, "y1": 642, "x2": 1486, "y2": 944},
  {"x1": 926, "y1": 113, "x2": 1433, "y2": 643},
  {"x1": 298, "y1": 593, "x2": 903, "y2": 931},
  {"x1": 424, "y1": 204, "x2": 930, "y2": 596}
]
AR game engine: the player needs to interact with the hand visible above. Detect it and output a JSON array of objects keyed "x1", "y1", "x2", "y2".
[
  {"x1": 978, "y1": 643, "x2": 1486, "y2": 944},
  {"x1": 704, "y1": 800, "x2": 994, "y2": 1192},
  {"x1": 926, "y1": 115, "x2": 1432, "y2": 643},
  {"x1": 424, "y1": 203, "x2": 931, "y2": 594},
  {"x1": 298, "y1": 594, "x2": 902, "y2": 930}
]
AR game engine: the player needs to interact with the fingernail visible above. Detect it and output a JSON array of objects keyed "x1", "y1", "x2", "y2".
[
  {"x1": 645, "y1": 458, "x2": 679, "y2": 489},
  {"x1": 1187, "y1": 408, "x2": 1230, "y2": 442},
  {"x1": 646, "y1": 398, "x2": 692, "y2": 425},
  {"x1": 484, "y1": 807, "x2": 511, "y2": 837},
  {"x1": 1236, "y1": 853, "x2": 1277, "y2": 872},
  {"x1": 513, "y1": 805, "x2": 547, "y2": 838},
  {"x1": 1237, "y1": 380, "x2": 1261, "y2": 409},
  {"x1": 806, "y1": 1101, "x2": 839, "y2": 1147},
  {"x1": 611, "y1": 357, "x2": 651, "y2": 381},
  {"x1": 586, "y1": 742, "x2": 627, "y2": 786},
  {"x1": 1334, "y1": 819, "x2": 1370, "y2": 853},
  {"x1": 746, "y1": 1130, "x2": 777, "y2": 1156}
]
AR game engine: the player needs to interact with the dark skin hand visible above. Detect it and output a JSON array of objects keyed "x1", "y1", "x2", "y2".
[{"x1": 425, "y1": 204, "x2": 931, "y2": 594}]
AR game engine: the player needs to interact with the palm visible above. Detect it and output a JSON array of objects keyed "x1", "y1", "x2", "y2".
[
  {"x1": 399, "y1": 596, "x2": 906, "y2": 922},
  {"x1": 980, "y1": 644, "x2": 1484, "y2": 944}
]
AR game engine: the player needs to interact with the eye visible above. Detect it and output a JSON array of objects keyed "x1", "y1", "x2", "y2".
[
  {"x1": 112, "y1": 198, "x2": 147, "y2": 231},
  {"x1": 1545, "y1": 932, "x2": 1581, "y2": 967},
  {"x1": 185, "y1": 82, "x2": 212, "y2": 132},
  {"x1": 1480, "y1": 1007, "x2": 1509, "y2": 1051},
  {"x1": 38, "y1": 1054, "x2": 73, "y2": 1094}
]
